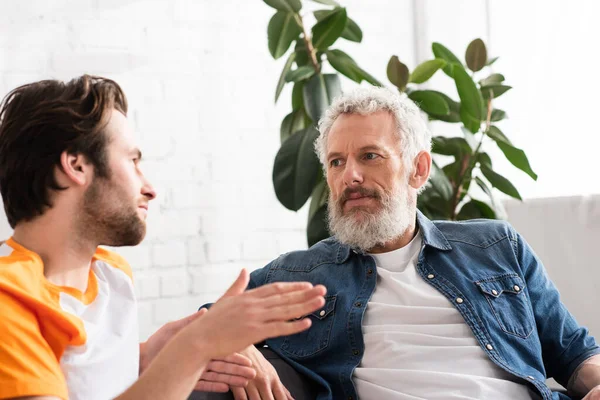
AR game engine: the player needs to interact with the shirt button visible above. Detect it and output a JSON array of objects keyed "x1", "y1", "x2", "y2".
[
  {"x1": 319, "y1": 310, "x2": 325, "y2": 317},
  {"x1": 527, "y1": 376, "x2": 535, "y2": 380},
  {"x1": 348, "y1": 397, "x2": 354, "y2": 400},
  {"x1": 491, "y1": 289, "x2": 498, "y2": 296},
  {"x1": 427, "y1": 274, "x2": 435, "y2": 279},
  {"x1": 514, "y1": 285, "x2": 521, "y2": 292},
  {"x1": 456, "y1": 297, "x2": 464, "y2": 304},
  {"x1": 367, "y1": 269, "x2": 373, "y2": 275},
  {"x1": 353, "y1": 350, "x2": 359, "y2": 356},
  {"x1": 486, "y1": 344, "x2": 493, "y2": 350},
  {"x1": 355, "y1": 302, "x2": 362, "y2": 307}
]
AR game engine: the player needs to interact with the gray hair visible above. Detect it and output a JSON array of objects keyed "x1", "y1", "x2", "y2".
[{"x1": 315, "y1": 86, "x2": 432, "y2": 172}]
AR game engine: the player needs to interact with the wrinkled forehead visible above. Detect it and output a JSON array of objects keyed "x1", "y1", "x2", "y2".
[{"x1": 327, "y1": 111, "x2": 400, "y2": 149}]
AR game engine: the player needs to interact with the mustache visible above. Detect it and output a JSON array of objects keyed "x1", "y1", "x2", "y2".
[{"x1": 339, "y1": 187, "x2": 381, "y2": 202}]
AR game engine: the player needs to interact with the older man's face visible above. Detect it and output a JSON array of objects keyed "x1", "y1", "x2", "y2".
[{"x1": 325, "y1": 111, "x2": 415, "y2": 251}]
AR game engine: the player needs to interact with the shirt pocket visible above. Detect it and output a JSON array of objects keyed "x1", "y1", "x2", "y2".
[
  {"x1": 475, "y1": 274, "x2": 534, "y2": 338},
  {"x1": 278, "y1": 295, "x2": 337, "y2": 359}
]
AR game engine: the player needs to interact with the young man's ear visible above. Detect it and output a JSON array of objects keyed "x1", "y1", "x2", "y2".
[
  {"x1": 409, "y1": 151, "x2": 432, "y2": 190},
  {"x1": 56, "y1": 151, "x2": 93, "y2": 187}
]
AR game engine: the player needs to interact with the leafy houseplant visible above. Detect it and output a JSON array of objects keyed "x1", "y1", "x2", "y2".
[
  {"x1": 261, "y1": 0, "x2": 537, "y2": 246},
  {"x1": 386, "y1": 39, "x2": 537, "y2": 222}
]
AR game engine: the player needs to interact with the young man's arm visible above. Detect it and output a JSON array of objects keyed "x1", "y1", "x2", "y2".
[{"x1": 568, "y1": 355, "x2": 600, "y2": 399}]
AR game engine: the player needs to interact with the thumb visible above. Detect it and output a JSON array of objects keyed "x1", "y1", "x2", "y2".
[{"x1": 221, "y1": 268, "x2": 250, "y2": 298}]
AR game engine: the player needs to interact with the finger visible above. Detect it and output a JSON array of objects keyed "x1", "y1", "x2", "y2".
[
  {"x1": 262, "y1": 318, "x2": 313, "y2": 339},
  {"x1": 260, "y1": 285, "x2": 327, "y2": 309},
  {"x1": 232, "y1": 386, "x2": 249, "y2": 400},
  {"x1": 206, "y1": 360, "x2": 256, "y2": 379},
  {"x1": 247, "y1": 281, "x2": 314, "y2": 299},
  {"x1": 246, "y1": 383, "x2": 263, "y2": 400},
  {"x1": 215, "y1": 352, "x2": 253, "y2": 367},
  {"x1": 200, "y1": 371, "x2": 250, "y2": 387},
  {"x1": 169, "y1": 309, "x2": 206, "y2": 331},
  {"x1": 284, "y1": 385, "x2": 294, "y2": 400},
  {"x1": 272, "y1": 380, "x2": 289, "y2": 400},
  {"x1": 266, "y1": 296, "x2": 325, "y2": 323},
  {"x1": 194, "y1": 380, "x2": 230, "y2": 393},
  {"x1": 221, "y1": 269, "x2": 250, "y2": 298}
]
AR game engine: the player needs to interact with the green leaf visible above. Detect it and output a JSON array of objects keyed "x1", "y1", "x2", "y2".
[
  {"x1": 341, "y1": 18, "x2": 362, "y2": 42},
  {"x1": 432, "y1": 42, "x2": 462, "y2": 77},
  {"x1": 303, "y1": 73, "x2": 342, "y2": 122},
  {"x1": 292, "y1": 81, "x2": 304, "y2": 110},
  {"x1": 478, "y1": 152, "x2": 493, "y2": 168},
  {"x1": 263, "y1": 0, "x2": 302, "y2": 12},
  {"x1": 273, "y1": 126, "x2": 322, "y2": 210},
  {"x1": 476, "y1": 176, "x2": 507, "y2": 219},
  {"x1": 310, "y1": 0, "x2": 340, "y2": 6},
  {"x1": 487, "y1": 56, "x2": 499, "y2": 66},
  {"x1": 268, "y1": 11, "x2": 302, "y2": 59},
  {"x1": 432, "y1": 136, "x2": 472, "y2": 157},
  {"x1": 294, "y1": 40, "x2": 310, "y2": 67},
  {"x1": 487, "y1": 126, "x2": 538, "y2": 180},
  {"x1": 454, "y1": 65, "x2": 484, "y2": 120},
  {"x1": 427, "y1": 92, "x2": 461, "y2": 123},
  {"x1": 480, "y1": 164, "x2": 522, "y2": 200},
  {"x1": 275, "y1": 52, "x2": 296, "y2": 102},
  {"x1": 465, "y1": 38, "x2": 487, "y2": 72},
  {"x1": 387, "y1": 56, "x2": 409, "y2": 91},
  {"x1": 308, "y1": 176, "x2": 329, "y2": 221},
  {"x1": 326, "y1": 49, "x2": 360, "y2": 81},
  {"x1": 418, "y1": 187, "x2": 452, "y2": 220},
  {"x1": 280, "y1": 108, "x2": 307, "y2": 143},
  {"x1": 481, "y1": 85, "x2": 512, "y2": 100},
  {"x1": 312, "y1": 8, "x2": 347, "y2": 50},
  {"x1": 460, "y1": 104, "x2": 481, "y2": 133},
  {"x1": 480, "y1": 73, "x2": 505, "y2": 87},
  {"x1": 307, "y1": 202, "x2": 329, "y2": 246},
  {"x1": 457, "y1": 199, "x2": 496, "y2": 220},
  {"x1": 429, "y1": 161, "x2": 453, "y2": 201},
  {"x1": 285, "y1": 65, "x2": 315, "y2": 82},
  {"x1": 409, "y1": 59, "x2": 446, "y2": 84},
  {"x1": 490, "y1": 108, "x2": 507, "y2": 122},
  {"x1": 409, "y1": 90, "x2": 450, "y2": 115}
]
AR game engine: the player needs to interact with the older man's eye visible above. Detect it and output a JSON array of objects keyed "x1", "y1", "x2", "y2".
[
  {"x1": 330, "y1": 159, "x2": 343, "y2": 167},
  {"x1": 365, "y1": 153, "x2": 379, "y2": 160}
]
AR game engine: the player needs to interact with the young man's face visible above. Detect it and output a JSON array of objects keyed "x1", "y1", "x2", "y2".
[{"x1": 81, "y1": 109, "x2": 156, "y2": 246}]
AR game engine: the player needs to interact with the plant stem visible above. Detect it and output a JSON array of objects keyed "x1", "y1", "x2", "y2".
[
  {"x1": 449, "y1": 95, "x2": 494, "y2": 219},
  {"x1": 294, "y1": 13, "x2": 320, "y2": 74}
]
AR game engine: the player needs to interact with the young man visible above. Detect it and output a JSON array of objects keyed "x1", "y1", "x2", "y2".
[
  {"x1": 224, "y1": 87, "x2": 600, "y2": 400},
  {"x1": 0, "y1": 75, "x2": 326, "y2": 400}
]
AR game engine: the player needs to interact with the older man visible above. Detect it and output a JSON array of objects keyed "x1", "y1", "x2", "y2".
[{"x1": 227, "y1": 87, "x2": 600, "y2": 400}]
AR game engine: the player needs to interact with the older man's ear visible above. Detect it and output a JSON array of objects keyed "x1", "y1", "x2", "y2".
[{"x1": 409, "y1": 151, "x2": 432, "y2": 191}]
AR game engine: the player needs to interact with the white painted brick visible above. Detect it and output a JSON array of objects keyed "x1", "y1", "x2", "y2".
[
  {"x1": 242, "y1": 232, "x2": 279, "y2": 261},
  {"x1": 145, "y1": 209, "x2": 201, "y2": 239},
  {"x1": 151, "y1": 241, "x2": 187, "y2": 267},
  {"x1": 205, "y1": 235, "x2": 242, "y2": 263},
  {"x1": 159, "y1": 268, "x2": 190, "y2": 297},
  {"x1": 50, "y1": 50, "x2": 133, "y2": 75},
  {"x1": 277, "y1": 231, "x2": 308, "y2": 254},
  {"x1": 171, "y1": 182, "x2": 204, "y2": 209},
  {"x1": 153, "y1": 296, "x2": 199, "y2": 325},
  {"x1": 190, "y1": 263, "x2": 246, "y2": 296},
  {"x1": 72, "y1": 20, "x2": 146, "y2": 51},
  {"x1": 112, "y1": 244, "x2": 152, "y2": 270},
  {"x1": 187, "y1": 237, "x2": 207, "y2": 266},
  {"x1": 137, "y1": 301, "x2": 155, "y2": 341},
  {"x1": 134, "y1": 272, "x2": 161, "y2": 300}
]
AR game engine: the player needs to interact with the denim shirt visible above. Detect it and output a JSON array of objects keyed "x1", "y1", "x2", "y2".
[{"x1": 246, "y1": 211, "x2": 600, "y2": 400}]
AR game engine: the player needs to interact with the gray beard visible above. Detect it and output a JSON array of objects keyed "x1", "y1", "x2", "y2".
[{"x1": 327, "y1": 185, "x2": 414, "y2": 252}]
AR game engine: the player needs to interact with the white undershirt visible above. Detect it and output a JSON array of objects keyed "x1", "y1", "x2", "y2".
[{"x1": 352, "y1": 233, "x2": 540, "y2": 400}]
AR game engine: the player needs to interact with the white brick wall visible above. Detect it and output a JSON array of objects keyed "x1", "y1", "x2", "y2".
[{"x1": 0, "y1": 0, "x2": 415, "y2": 340}]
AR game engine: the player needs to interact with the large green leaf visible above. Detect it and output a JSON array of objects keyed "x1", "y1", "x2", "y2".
[
  {"x1": 481, "y1": 85, "x2": 512, "y2": 100},
  {"x1": 490, "y1": 108, "x2": 507, "y2": 122},
  {"x1": 427, "y1": 92, "x2": 461, "y2": 123},
  {"x1": 268, "y1": 11, "x2": 301, "y2": 59},
  {"x1": 312, "y1": 8, "x2": 347, "y2": 50},
  {"x1": 291, "y1": 81, "x2": 304, "y2": 110},
  {"x1": 480, "y1": 73, "x2": 505, "y2": 87},
  {"x1": 314, "y1": 10, "x2": 362, "y2": 43},
  {"x1": 303, "y1": 73, "x2": 342, "y2": 122},
  {"x1": 475, "y1": 176, "x2": 507, "y2": 219},
  {"x1": 409, "y1": 90, "x2": 450, "y2": 115},
  {"x1": 409, "y1": 59, "x2": 447, "y2": 84},
  {"x1": 263, "y1": 0, "x2": 302, "y2": 12},
  {"x1": 294, "y1": 40, "x2": 310, "y2": 67},
  {"x1": 387, "y1": 56, "x2": 409, "y2": 91},
  {"x1": 480, "y1": 164, "x2": 522, "y2": 200},
  {"x1": 280, "y1": 108, "x2": 308, "y2": 143},
  {"x1": 465, "y1": 38, "x2": 487, "y2": 72},
  {"x1": 310, "y1": 0, "x2": 340, "y2": 6},
  {"x1": 432, "y1": 136, "x2": 472, "y2": 158},
  {"x1": 273, "y1": 126, "x2": 322, "y2": 210},
  {"x1": 285, "y1": 66, "x2": 315, "y2": 82},
  {"x1": 326, "y1": 49, "x2": 361, "y2": 81},
  {"x1": 307, "y1": 203, "x2": 329, "y2": 246},
  {"x1": 454, "y1": 65, "x2": 484, "y2": 121},
  {"x1": 308, "y1": 176, "x2": 329, "y2": 221},
  {"x1": 460, "y1": 105, "x2": 481, "y2": 133},
  {"x1": 432, "y1": 42, "x2": 462, "y2": 77},
  {"x1": 457, "y1": 199, "x2": 496, "y2": 220},
  {"x1": 429, "y1": 161, "x2": 453, "y2": 201},
  {"x1": 486, "y1": 126, "x2": 538, "y2": 180},
  {"x1": 276, "y1": 52, "x2": 296, "y2": 102}
]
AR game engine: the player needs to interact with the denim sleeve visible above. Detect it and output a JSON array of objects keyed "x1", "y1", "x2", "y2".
[{"x1": 515, "y1": 230, "x2": 600, "y2": 387}]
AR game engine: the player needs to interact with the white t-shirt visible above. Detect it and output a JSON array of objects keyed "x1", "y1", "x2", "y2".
[{"x1": 352, "y1": 233, "x2": 540, "y2": 399}]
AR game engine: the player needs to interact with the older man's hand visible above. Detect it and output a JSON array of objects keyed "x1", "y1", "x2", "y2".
[{"x1": 582, "y1": 385, "x2": 600, "y2": 400}]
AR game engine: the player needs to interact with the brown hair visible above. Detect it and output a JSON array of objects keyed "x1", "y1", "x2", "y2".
[{"x1": 0, "y1": 74, "x2": 128, "y2": 228}]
